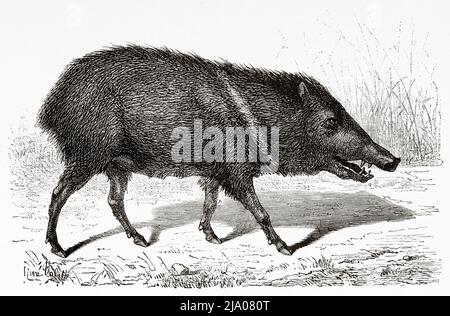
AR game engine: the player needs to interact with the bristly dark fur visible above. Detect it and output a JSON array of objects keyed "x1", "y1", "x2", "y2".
[
  {"x1": 77, "y1": 44, "x2": 327, "y2": 90},
  {"x1": 38, "y1": 45, "x2": 330, "y2": 169}
]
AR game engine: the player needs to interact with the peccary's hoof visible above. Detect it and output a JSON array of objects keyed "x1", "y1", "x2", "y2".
[
  {"x1": 51, "y1": 246, "x2": 67, "y2": 258},
  {"x1": 278, "y1": 247, "x2": 292, "y2": 256},
  {"x1": 206, "y1": 235, "x2": 222, "y2": 245},
  {"x1": 275, "y1": 241, "x2": 292, "y2": 256},
  {"x1": 133, "y1": 235, "x2": 148, "y2": 247}
]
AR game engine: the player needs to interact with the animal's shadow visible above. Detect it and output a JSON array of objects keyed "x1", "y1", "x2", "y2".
[{"x1": 65, "y1": 190, "x2": 414, "y2": 256}]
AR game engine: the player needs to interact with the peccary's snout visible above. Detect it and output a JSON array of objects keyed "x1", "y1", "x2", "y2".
[
  {"x1": 362, "y1": 142, "x2": 401, "y2": 172},
  {"x1": 383, "y1": 157, "x2": 401, "y2": 172}
]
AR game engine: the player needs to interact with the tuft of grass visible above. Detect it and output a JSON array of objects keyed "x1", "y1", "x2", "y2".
[
  {"x1": 380, "y1": 266, "x2": 395, "y2": 277},
  {"x1": 152, "y1": 270, "x2": 245, "y2": 288},
  {"x1": 9, "y1": 125, "x2": 60, "y2": 172},
  {"x1": 90, "y1": 263, "x2": 123, "y2": 286},
  {"x1": 311, "y1": 255, "x2": 335, "y2": 271},
  {"x1": 320, "y1": 21, "x2": 441, "y2": 164},
  {"x1": 9, "y1": 123, "x2": 62, "y2": 192}
]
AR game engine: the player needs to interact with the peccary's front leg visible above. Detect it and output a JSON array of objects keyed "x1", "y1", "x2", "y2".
[
  {"x1": 198, "y1": 178, "x2": 221, "y2": 244},
  {"x1": 236, "y1": 184, "x2": 291, "y2": 256},
  {"x1": 106, "y1": 161, "x2": 148, "y2": 247}
]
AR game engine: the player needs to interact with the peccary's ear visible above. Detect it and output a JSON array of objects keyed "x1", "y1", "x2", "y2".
[{"x1": 298, "y1": 82, "x2": 309, "y2": 98}]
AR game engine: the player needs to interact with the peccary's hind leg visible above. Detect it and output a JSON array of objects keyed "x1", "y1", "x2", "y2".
[
  {"x1": 198, "y1": 178, "x2": 221, "y2": 244},
  {"x1": 46, "y1": 165, "x2": 95, "y2": 258},
  {"x1": 106, "y1": 161, "x2": 148, "y2": 247}
]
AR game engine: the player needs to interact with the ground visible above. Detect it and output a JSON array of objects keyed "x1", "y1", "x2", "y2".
[{"x1": 11, "y1": 138, "x2": 441, "y2": 287}]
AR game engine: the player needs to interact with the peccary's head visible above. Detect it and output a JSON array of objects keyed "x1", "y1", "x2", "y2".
[{"x1": 281, "y1": 80, "x2": 400, "y2": 182}]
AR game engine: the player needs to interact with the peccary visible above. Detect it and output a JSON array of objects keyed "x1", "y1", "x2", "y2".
[{"x1": 38, "y1": 45, "x2": 400, "y2": 257}]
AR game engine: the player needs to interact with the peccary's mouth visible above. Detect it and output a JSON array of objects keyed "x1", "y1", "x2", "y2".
[{"x1": 330, "y1": 156, "x2": 374, "y2": 183}]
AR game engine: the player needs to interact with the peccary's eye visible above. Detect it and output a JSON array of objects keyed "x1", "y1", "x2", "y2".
[{"x1": 324, "y1": 117, "x2": 339, "y2": 130}]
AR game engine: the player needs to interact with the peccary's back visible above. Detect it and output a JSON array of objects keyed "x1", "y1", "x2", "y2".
[{"x1": 38, "y1": 46, "x2": 248, "y2": 173}]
